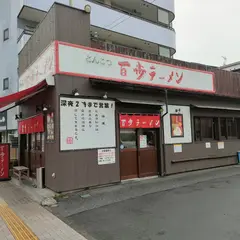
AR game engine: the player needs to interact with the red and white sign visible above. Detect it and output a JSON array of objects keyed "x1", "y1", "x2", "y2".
[
  {"x1": 120, "y1": 114, "x2": 160, "y2": 129},
  {"x1": 18, "y1": 41, "x2": 215, "y2": 93},
  {"x1": 18, "y1": 114, "x2": 44, "y2": 134},
  {"x1": 56, "y1": 41, "x2": 215, "y2": 93},
  {"x1": 19, "y1": 42, "x2": 56, "y2": 91},
  {"x1": 0, "y1": 144, "x2": 10, "y2": 181}
]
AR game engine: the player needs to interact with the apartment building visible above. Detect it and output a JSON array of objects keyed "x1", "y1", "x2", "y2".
[{"x1": 17, "y1": 0, "x2": 176, "y2": 56}]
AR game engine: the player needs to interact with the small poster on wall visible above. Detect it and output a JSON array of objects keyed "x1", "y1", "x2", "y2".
[
  {"x1": 174, "y1": 144, "x2": 182, "y2": 153},
  {"x1": 170, "y1": 114, "x2": 184, "y2": 137},
  {"x1": 98, "y1": 149, "x2": 116, "y2": 165},
  {"x1": 139, "y1": 135, "x2": 147, "y2": 148},
  {"x1": 218, "y1": 142, "x2": 224, "y2": 150},
  {"x1": 205, "y1": 142, "x2": 211, "y2": 149}
]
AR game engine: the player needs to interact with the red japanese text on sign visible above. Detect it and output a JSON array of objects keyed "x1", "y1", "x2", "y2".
[
  {"x1": 58, "y1": 42, "x2": 215, "y2": 93},
  {"x1": 119, "y1": 114, "x2": 160, "y2": 129},
  {"x1": 0, "y1": 144, "x2": 10, "y2": 180},
  {"x1": 18, "y1": 114, "x2": 44, "y2": 135}
]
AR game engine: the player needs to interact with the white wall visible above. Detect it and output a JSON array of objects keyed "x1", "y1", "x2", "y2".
[
  {"x1": 7, "y1": 106, "x2": 18, "y2": 130},
  {"x1": 0, "y1": 0, "x2": 20, "y2": 97},
  {"x1": 0, "y1": 0, "x2": 21, "y2": 131},
  {"x1": 163, "y1": 105, "x2": 192, "y2": 144}
]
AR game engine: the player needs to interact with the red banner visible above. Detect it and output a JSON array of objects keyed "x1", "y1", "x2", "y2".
[
  {"x1": 18, "y1": 114, "x2": 44, "y2": 134},
  {"x1": 0, "y1": 144, "x2": 10, "y2": 181},
  {"x1": 119, "y1": 114, "x2": 160, "y2": 129}
]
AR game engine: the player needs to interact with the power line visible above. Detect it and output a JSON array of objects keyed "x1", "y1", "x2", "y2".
[{"x1": 108, "y1": 0, "x2": 157, "y2": 31}]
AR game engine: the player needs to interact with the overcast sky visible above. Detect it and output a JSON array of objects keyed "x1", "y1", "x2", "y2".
[{"x1": 174, "y1": 0, "x2": 240, "y2": 67}]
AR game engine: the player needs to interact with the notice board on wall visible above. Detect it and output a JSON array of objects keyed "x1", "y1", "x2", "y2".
[
  {"x1": 60, "y1": 97, "x2": 116, "y2": 151},
  {"x1": 0, "y1": 143, "x2": 10, "y2": 181}
]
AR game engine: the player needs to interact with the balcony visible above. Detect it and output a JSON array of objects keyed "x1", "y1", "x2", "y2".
[
  {"x1": 17, "y1": 29, "x2": 34, "y2": 54},
  {"x1": 20, "y1": 0, "x2": 176, "y2": 52},
  {"x1": 145, "y1": 0, "x2": 175, "y2": 21}
]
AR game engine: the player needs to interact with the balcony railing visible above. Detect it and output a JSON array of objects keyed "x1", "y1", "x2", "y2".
[
  {"x1": 17, "y1": 29, "x2": 34, "y2": 43},
  {"x1": 91, "y1": 39, "x2": 216, "y2": 72},
  {"x1": 88, "y1": 0, "x2": 174, "y2": 31}
]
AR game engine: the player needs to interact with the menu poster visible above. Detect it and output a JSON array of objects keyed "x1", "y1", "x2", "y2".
[
  {"x1": 170, "y1": 114, "x2": 184, "y2": 138},
  {"x1": 46, "y1": 112, "x2": 55, "y2": 143},
  {"x1": 60, "y1": 97, "x2": 116, "y2": 151},
  {"x1": 0, "y1": 144, "x2": 10, "y2": 181}
]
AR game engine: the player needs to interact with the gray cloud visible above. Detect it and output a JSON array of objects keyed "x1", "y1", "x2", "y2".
[{"x1": 174, "y1": 0, "x2": 240, "y2": 66}]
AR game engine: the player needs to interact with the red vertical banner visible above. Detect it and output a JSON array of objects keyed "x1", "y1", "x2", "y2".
[{"x1": 0, "y1": 143, "x2": 10, "y2": 181}]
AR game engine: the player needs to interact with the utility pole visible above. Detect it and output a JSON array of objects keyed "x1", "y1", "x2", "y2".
[{"x1": 69, "y1": 0, "x2": 73, "y2": 6}]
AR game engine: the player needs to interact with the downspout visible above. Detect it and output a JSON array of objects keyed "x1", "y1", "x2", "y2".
[{"x1": 160, "y1": 89, "x2": 168, "y2": 176}]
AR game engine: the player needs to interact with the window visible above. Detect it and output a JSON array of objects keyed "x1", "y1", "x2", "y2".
[
  {"x1": 220, "y1": 118, "x2": 227, "y2": 139},
  {"x1": 120, "y1": 129, "x2": 137, "y2": 149},
  {"x1": 220, "y1": 117, "x2": 238, "y2": 139},
  {"x1": 159, "y1": 46, "x2": 170, "y2": 58},
  {"x1": 3, "y1": 28, "x2": 9, "y2": 41},
  {"x1": 194, "y1": 117, "x2": 218, "y2": 141},
  {"x1": 3, "y1": 78, "x2": 9, "y2": 90},
  {"x1": 194, "y1": 116, "x2": 240, "y2": 141},
  {"x1": 157, "y1": 8, "x2": 169, "y2": 25}
]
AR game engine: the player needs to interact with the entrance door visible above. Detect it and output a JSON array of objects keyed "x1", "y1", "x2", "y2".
[
  {"x1": 137, "y1": 129, "x2": 158, "y2": 178},
  {"x1": 30, "y1": 133, "x2": 36, "y2": 177},
  {"x1": 120, "y1": 129, "x2": 159, "y2": 180},
  {"x1": 120, "y1": 129, "x2": 138, "y2": 180}
]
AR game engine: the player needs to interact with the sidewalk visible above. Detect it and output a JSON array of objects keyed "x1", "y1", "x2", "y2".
[
  {"x1": 50, "y1": 165, "x2": 240, "y2": 218},
  {"x1": 0, "y1": 181, "x2": 87, "y2": 240}
]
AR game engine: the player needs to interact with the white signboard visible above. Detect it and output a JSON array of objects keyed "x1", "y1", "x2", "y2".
[
  {"x1": 58, "y1": 42, "x2": 215, "y2": 93},
  {"x1": 98, "y1": 148, "x2": 116, "y2": 165},
  {"x1": 19, "y1": 42, "x2": 56, "y2": 91},
  {"x1": 60, "y1": 97, "x2": 116, "y2": 151},
  {"x1": 163, "y1": 105, "x2": 192, "y2": 144}
]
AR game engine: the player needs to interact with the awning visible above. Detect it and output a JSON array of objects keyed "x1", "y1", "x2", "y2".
[
  {"x1": 0, "y1": 80, "x2": 48, "y2": 111},
  {"x1": 117, "y1": 98, "x2": 164, "y2": 106},
  {"x1": 191, "y1": 104, "x2": 240, "y2": 111}
]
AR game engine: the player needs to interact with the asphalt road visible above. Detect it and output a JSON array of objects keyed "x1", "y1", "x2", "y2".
[{"x1": 63, "y1": 174, "x2": 240, "y2": 240}]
